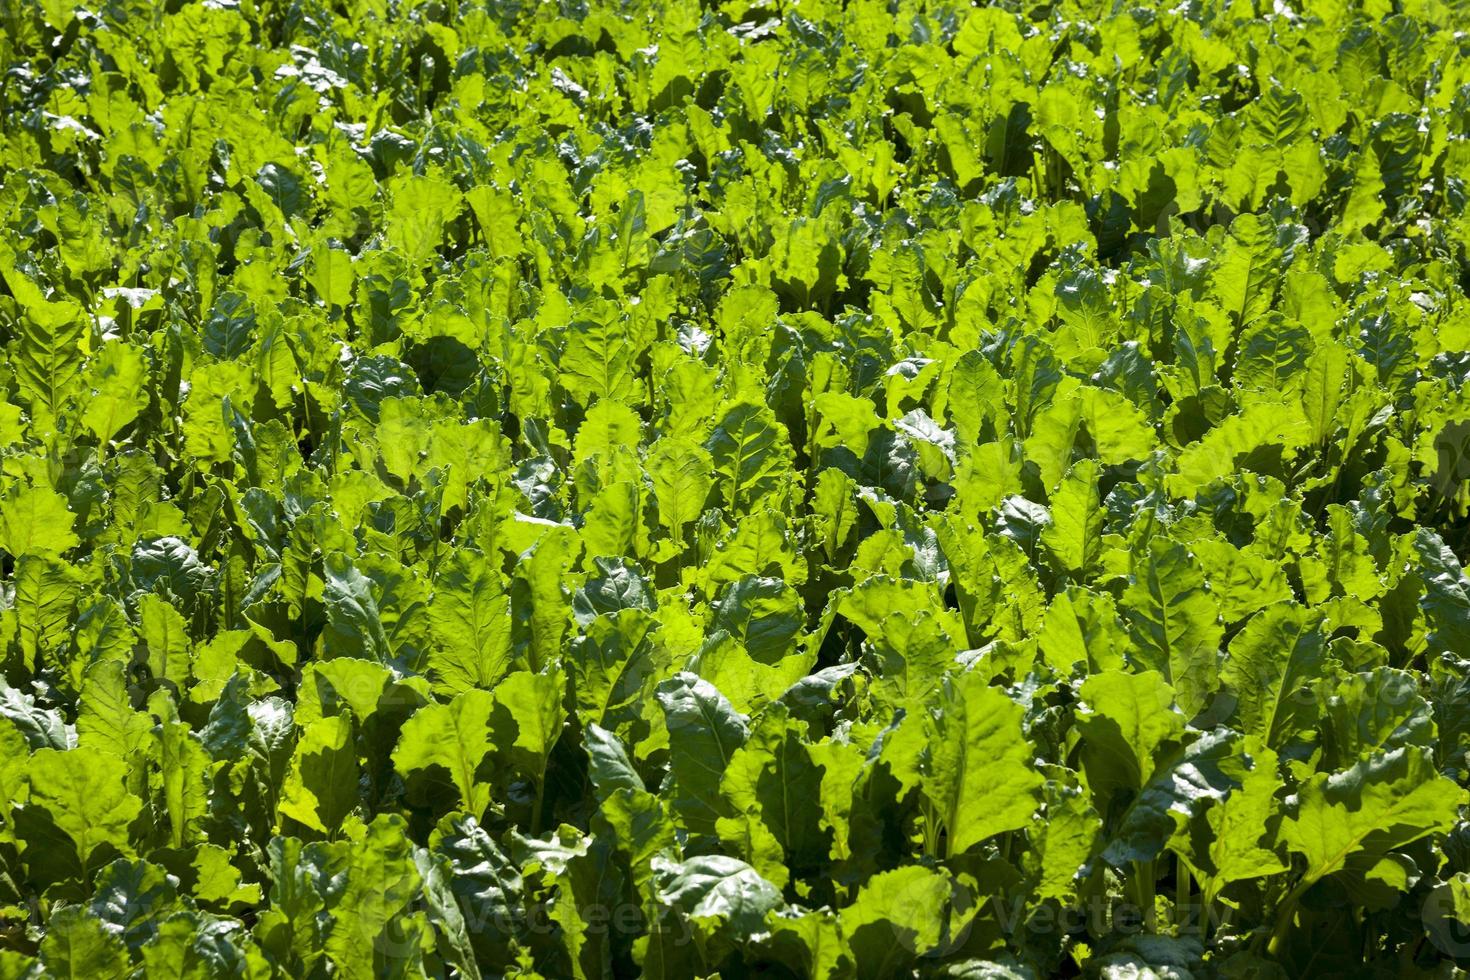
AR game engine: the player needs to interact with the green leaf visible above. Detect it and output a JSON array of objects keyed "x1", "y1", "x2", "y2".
[
  {"x1": 140, "y1": 593, "x2": 191, "y2": 689},
  {"x1": 431, "y1": 815, "x2": 523, "y2": 969},
  {"x1": 131, "y1": 537, "x2": 216, "y2": 609},
  {"x1": 491, "y1": 669, "x2": 567, "y2": 831},
  {"x1": 1079, "y1": 386, "x2": 1157, "y2": 465},
  {"x1": 573, "y1": 558, "x2": 655, "y2": 624},
  {"x1": 393, "y1": 689, "x2": 495, "y2": 818},
  {"x1": 569, "y1": 608, "x2": 658, "y2": 730},
  {"x1": 1300, "y1": 505, "x2": 1382, "y2": 604},
  {"x1": 657, "y1": 673, "x2": 748, "y2": 836},
  {"x1": 323, "y1": 814, "x2": 423, "y2": 980},
  {"x1": 257, "y1": 836, "x2": 343, "y2": 974},
  {"x1": 70, "y1": 597, "x2": 135, "y2": 689},
  {"x1": 918, "y1": 672, "x2": 1043, "y2": 857},
  {"x1": 1415, "y1": 529, "x2": 1470, "y2": 655},
  {"x1": 81, "y1": 341, "x2": 149, "y2": 450},
  {"x1": 25, "y1": 745, "x2": 141, "y2": 876},
  {"x1": 308, "y1": 246, "x2": 356, "y2": 307},
  {"x1": 512, "y1": 525, "x2": 579, "y2": 673},
  {"x1": 812, "y1": 391, "x2": 881, "y2": 459},
  {"x1": 414, "y1": 847, "x2": 482, "y2": 980},
  {"x1": 1103, "y1": 728, "x2": 1240, "y2": 866},
  {"x1": 295, "y1": 659, "x2": 396, "y2": 727},
  {"x1": 1076, "y1": 669, "x2": 1184, "y2": 806},
  {"x1": 0, "y1": 682, "x2": 69, "y2": 749},
  {"x1": 387, "y1": 172, "x2": 463, "y2": 269},
  {"x1": 493, "y1": 669, "x2": 568, "y2": 773},
  {"x1": 574, "y1": 398, "x2": 643, "y2": 467},
  {"x1": 705, "y1": 402, "x2": 792, "y2": 513},
  {"x1": 1316, "y1": 668, "x2": 1434, "y2": 770},
  {"x1": 581, "y1": 480, "x2": 641, "y2": 560},
  {"x1": 1027, "y1": 781, "x2": 1102, "y2": 904},
  {"x1": 559, "y1": 316, "x2": 639, "y2": 408},
  {"x1": 600, "y1": 781, "x2": 675, "y2": 889},
  {"x1": 763, "y1": 906, "x2": 848, "y2": 980},
  {"x1": 693, "y1": 630, "x2": 811, "y2": 717},
  {"x1": 1042, "y1": 458, "x2": 1103, "y2": 580},
  {"x1": 647, "y1": 437, "x2": 715, "y2": 547},
  {"x1": 1122, "y1": 537, "x2": 1223, "y2": 719},
  {"x1": 279, "y1": 714, "x2": 359, "y2": 835},
  {"x1": 1281, "y1": 746, "x2": 1462, "y2": 889},
  {"x1": 1038, "y1": 587, "x2": 1129, "y2": 676},
  {"x1": 1299, "y1": 341, "x2": 1352, "y2": 444},
  {"x1": 164, "y1": 842, "x2": 262, "y2": 907},
  {"x1": 0, "y1": 485, "x2": 78, "y2": 556},
  {"x1": 11, "y1": 555, "x2": 80, "y2": 673},
  {"x1": 4, "y1": 261, "x2": 86, "y2": 426},
  {"x1": 427, "y1": 549, "x2": 514, "y2": 696},
  {"x1": 1208, "y1": 213, "x2": 1303, "y2": 329},
  {"x1": 322, "y1": 554, "x2": 391, "y2": 664},
  {"x1": 709, "y1": 576, "x2": 804, "y2": 664},
  {"x1": 38, "y1": 906, "x2": 130, "y2": 979},
  {"x1": 584, "y1": 723, "x2": 644, "y2": 801},
  {"x1": 0, "y1": 720, "x2": 30, "y2": 831},
  {"x1": 88, "y1": 858, "x2": 183, "y2": 951},
  {"x1": 1234, "y1": 314, "x2": 1314, "y2": 391},
  {"x1": 138, "y1": 909, "x2": 254, "y2": 977},
  {"x1": 1220, "y1": 603, "x2": 1325, "y2": 748},
  {"x1": 548, "y1": 835, "x2": 623, "y2": 980},
  {"x1": 1168, "y1": 394, "x2": 1311, "y2": 494},
  {"x1": 810, "y1": 467, "x2": 859, "y2": 560},
  {"x1": 655, "y1": 853, "x2": 783, "y2": 939},
  {"x1": 1189, "y1": 743, "x2": 1287, "y2": 902},
  {"x1": 839, "y1": 866, "x2": 952, "y2": 980},
  {"x1": 1190, "y1": 536, "x2": 1293, "y2": 626},
  {"x1": 717, "y1": 703, "x2": 827, "y2": 883},
  {"x1": 157, "y1": 721, "x2": 212, "y2": 848}
]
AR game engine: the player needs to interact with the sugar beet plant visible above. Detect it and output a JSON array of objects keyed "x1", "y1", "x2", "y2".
[{"x1": 2, "y1": 0, "x2": 1470, "y2": 976}]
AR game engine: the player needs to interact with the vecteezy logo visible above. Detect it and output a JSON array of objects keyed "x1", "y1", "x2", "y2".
[{"x1": 1422, "y1": 877, "x2": 1470, "y2": 958}]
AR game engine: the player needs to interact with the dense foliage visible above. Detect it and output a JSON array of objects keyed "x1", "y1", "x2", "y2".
[{"x1": 3, "y1": 0, "x2": 1470, "y2": 975}]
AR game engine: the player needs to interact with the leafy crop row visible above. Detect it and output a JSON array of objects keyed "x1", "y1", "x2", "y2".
[{"x1": 3, "y1": 0, "x2": 1470, "y2": 976}]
